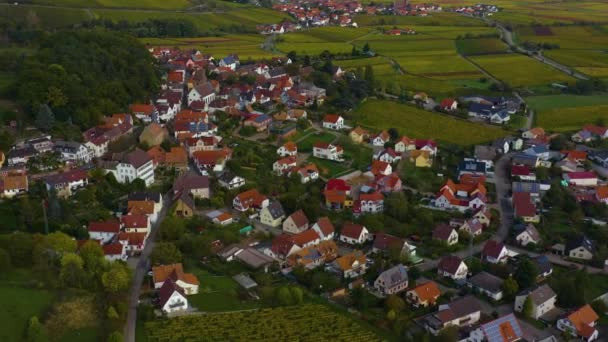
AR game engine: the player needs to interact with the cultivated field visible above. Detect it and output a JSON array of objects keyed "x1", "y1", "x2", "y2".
[
  {"x1": 470, "y1": 54, "x2": 574, "y2": 87},
  {"x1": 353, "y1": 99, "x2": 509, "y2": 145},
  {"x1": 455, "y1": 38, "x2": 509, "y2": 56},
  {"x1": 516, "y1": 25, "x2": 608, "y2": 78},
  {"x1": 527, "y1": 95, "x2": 608, "y2": 132},
  {"x1": 144, "y1": 304, "x2": 381, "y2": 341},
  {"x1": 536, "y1": 105, "x2": 608, "y2": 132},
  {"x1": 140, "y1": 35, "x2": 277, "y2": 60},
  {"x1": 20, "y1": 0, "x2": 192, "y2": 9}
]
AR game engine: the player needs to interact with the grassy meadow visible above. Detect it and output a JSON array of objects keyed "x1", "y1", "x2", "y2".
[
  {"x1": 352, "y1": 99, "x2": 509, "y2": 145},
  {"x1": 527, "y1": 95, "x2": 608, "y2": 132}
]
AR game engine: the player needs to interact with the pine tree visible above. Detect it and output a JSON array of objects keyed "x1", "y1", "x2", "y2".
[{"x1": 35, "y1": 104, "x2": 55, "y2": 132}]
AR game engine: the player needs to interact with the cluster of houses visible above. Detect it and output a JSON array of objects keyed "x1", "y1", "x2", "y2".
[
  {"x1": 84, "y1": 192, "x2": 162, "y2": 261},
  {"x1": 269, "y1": 0, "x2": 441, "y2": 30},
  {"x1": 437, "y1": 95, "x2": 522, "y2": 125},
  {"x1": 453, "y1": 3, "x2": 500, "y2": 17}
]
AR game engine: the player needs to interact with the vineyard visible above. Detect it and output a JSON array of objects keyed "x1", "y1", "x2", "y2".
[{"x1": 145, "y1": 304, "x2": 381, "y2": 342}]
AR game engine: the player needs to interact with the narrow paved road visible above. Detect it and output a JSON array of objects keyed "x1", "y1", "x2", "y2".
[
  {"x1": 418, "y1": 153, "x2": 513, "y2": 271},
  {"x1": 124, "y1": 192, "x2": 172, "y2": 342},
  {"x1": 493, "y1": 22, "x2": 589, "y2": 81}
]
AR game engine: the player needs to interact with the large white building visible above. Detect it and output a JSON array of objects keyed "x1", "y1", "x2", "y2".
[{"x1": 105, "y1": 149, "x2": 155, "y2": 186}]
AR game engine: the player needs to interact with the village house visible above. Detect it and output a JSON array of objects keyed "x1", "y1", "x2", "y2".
[
  {"x1": 118, "y1": 232, "x2": 147, "y2": 255},
  {"x1": 371, "y1": 130, "x2": 391, "y2": 146},
  {"x1": 522, "y1": 127, "x2": 545, "y2": 140},
  {"x1": 556, "y1": 304, "x2": 599, "y2": 341},
  {"x1": 371, "y1": 233, "x2": 413, "y2": 257},
  {"x1": 440, "y1": 98, "x2": 458, "y2": 111},
  {"x1": 121, "y1": 214, "x2": 150, "y2": 234},
  {"x1": 339, "y1": 222, "x2": 371, "y2": 245},
  {"x1": 472, "y1": 207, "x2": 492, "y2": 227},
  {"x1": 158, "y1": 279, "x2": 189, "y2": 314},
  {"x1": 104, "y1": 148, "x2": 155, "y2": 186},
  {"x1": 410, "y1": 150, "x2": 432, "y2": 168},
  {"x1": 373, "y1": 148, "x2": 402, "y2": 164},
  {"x1": 374, "y1": 264, "x2": 408, "y2": 296},
  {"x1": 420, "y1": 296, "x2": 481, "y2": 336},
  {"x1": 139, "y1": 123, "x2": 168, "y2": 147},
  {"x1": 172, "y1": 192, "x2": 195, "y2": 217},
  {"x1": 467, "y1": 271, "x2": 504, "y2": 301},
  {"x1": 357, "y1": 191, "x2": 384, "y2": 214},
  {"x1": 232, "y1": 189, "x2": 270, "y2": 212},
  {"x1": 349, "y1": 126, "x2": 369, "y2": 144},
  {"x1": 563, "y1": 171, "x2": 598, "y2": 187},
  {"x1": 282, "y1": 210, "x2": 309, "y2": 234},
  {"x1": 513, "y1": 192, "x2": 539, "y2": 223},
  {"x1": 53, "y1": 140, "x2": 93, "y2": 163},
  {"x1": 322, "y1": 114, "x2": 345, "y2": 130},
  {"x1": 371, "y1": 160, "x2": 392, "y2": 176},
  {"x1": 459, "y1": 218, "x2": 484, "y2": 237},
  {"x1": 192, "y1": 148, "x2": 232, "y2": 174},
  {"x1": 566, "y1": 236, "x2": 595, "y2": 261},
  {"x1": 259, "y1": 201, "x2": 285, "y2": 227},
  {"x1": 394, "y1": 136, "x2": 416, "y2": 153},
  {"x1": 406, "y1": 281, "x2": 441, "y2": 308},
  {"x1": 103, "y1": 242, "x2": 127, "y2": 262},
  {"x1": 434, "y1": 179, "x2": 487, "y2": 212},
  {"x1": 437, "y1": 255, "x2": 468, "y2": 282},
  {"x1": 432, "y1": 224, "x2": 458, "y2": 246},
  {"x1": 218, "y1": 171, "x2": 245, "y2": 190},
  {"x1": 514, "y1": 223, "x2": 541, "y2": 247},
  {"x1": 514, "y1": 284, "x2": 556, "y2": 320},
  {"x1": 277, "y1": 141, "x2": 298, "y2": 157},
  {"x1": 289, "y1": 163, "x2": 319, "y2": 183},
  {"x1": 482, "y1": 240, "x2": 509, "y2": 264},
  {"x1": 42, "y1": 169, "x2": 88, "y2": 198},
  {"x1": 130, "y1": 103, "x2": 158, "y2": 123},
  {"x1": 311, "y1": 217, "x2": 335, "y2": 241},
  {"x1": 184, "y1": 136, "x2": 219, "y2": 156},
  {"x1": 468, "y1": 314, "x2": 524, "y2": 342},
  {"x1": 88, "y1": 220, "x2": 120, "y2": 243},
  {"x1": 287, "y1": 240, "x2": 339, "y2": 269},
  {"x1": 83, "y1": 114, "x2": 133, "y2": 157},
  {"x1": 152, "y1": 263, "x2": 200, "y2": 295},
  {"x1": 173, "y1": 172, "x2": 210, "y2": 199},
  {"x1": 273, "y1": 156, "x2": 297, "y2": 175},
  {"x1": 244, "y1": 114, "x2": 272, "y2": 132},
  {"x1": 313, "y1": 142, "x2": 344, "y2": 161},
  {"x1": 332, "y1": 251, "x2": 367, "y2": 278}
]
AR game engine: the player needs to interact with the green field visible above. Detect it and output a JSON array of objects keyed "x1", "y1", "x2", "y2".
[
  {"x1": 355, "y1": 12, "x2": 484, "y2": 26},
  {"x1": 528, "y1": 94, "x2": 608, "y2": 132},
  {"x1": 312, "y1": 158, "x2": 351, "y2": 178},
  {"x1": 28, "y1": 0, "x2": 191, "y2": 9},
  {"x1": 0, "y1": 270, "x2": 54, "y2": 342},
  {"x1": 470, "y1": 54, "x2": 574, "y2": 87},
  {"x1": 144, "y1": 304, "x2": 381, "y2": 342},
  {"x1": 536, "y1": 104, "x2": 608, "y2": 132},
  {"x1": 0, "y1": 5, "x2": 90, "y2": 27},
  {"x1": 141, "y1": 35, "x2": 277, "y2": 60},
  {"x1": 455, "y1": 38, "x2": 509, "y2": 56},
  {"x1": 353, "y1": 99, "x2": 509, "y2": 145}
]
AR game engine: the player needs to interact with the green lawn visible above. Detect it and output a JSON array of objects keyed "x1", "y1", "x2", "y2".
[
  {"x1": 297, "y1": 132, "x2": 336, "y2": 152},
  {"x1": 188, "y1": 269, "x2": 261, "y2": 312},
  {"x1": 352, "y1": 99, "x2": 510, "y2": 145},
  {"x1": 0, "y1": 271, "x2": 54, "y2": 342},
  {"x1": 312, "y1": 158, "x2": 351, "y2": 178}
]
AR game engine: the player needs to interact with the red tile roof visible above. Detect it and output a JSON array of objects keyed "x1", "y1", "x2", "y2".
[{"x1": 88, "y1": 220, "x2": 120, "y2": 233}]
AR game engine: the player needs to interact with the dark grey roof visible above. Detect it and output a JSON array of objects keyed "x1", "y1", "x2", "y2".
[
  {"x1": 468, "y1": 271, "x2": 504, "y2": 293},
  {"x1": 265, "y1": 201, "x2": 285, "y2": 220},
  {"x1": 566, "y1": 235, "x2": 595, "y2": 254},
  {"x1": 517, "y1": 284, "x2": 556, "y2": 305},
  {"x1": 376, "y1": 264, "x2": 408, "y2": 289},
  {"x1": 474, "y1": 145, "x2": 497, "y2": 161}
]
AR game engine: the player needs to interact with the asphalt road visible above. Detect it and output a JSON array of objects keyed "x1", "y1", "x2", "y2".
[{"x1": 124, "y1": 192, "x2": 172, "y2": 342}]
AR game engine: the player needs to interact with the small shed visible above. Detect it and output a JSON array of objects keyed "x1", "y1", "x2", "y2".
[{"x1": 233, "y1": 273, "x2": 258, "y2": 290}]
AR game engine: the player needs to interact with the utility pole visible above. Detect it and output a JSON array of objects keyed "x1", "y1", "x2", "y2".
[{"x1": 42, "y1": 199, "x2": 49, "y2": 235}]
